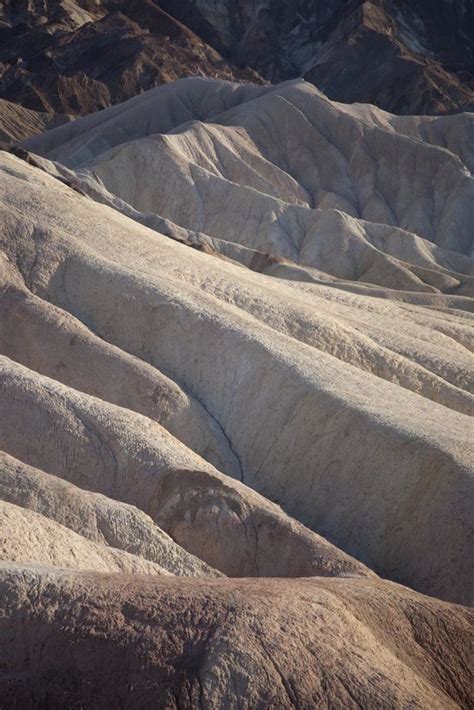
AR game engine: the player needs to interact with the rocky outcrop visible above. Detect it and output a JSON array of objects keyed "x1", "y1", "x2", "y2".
[
  {"x1": 0, "y1": 0, "x2": 262, "y2": 119},
  {"x1": 303, "y1": 0, "x2": 474, "y2": 115},
  {"x1": 161, "y1": 0, "x2": 474, "y2": 115},
  {"x1": 2, "y1": 0, "x2": 472, "y2": 121}
]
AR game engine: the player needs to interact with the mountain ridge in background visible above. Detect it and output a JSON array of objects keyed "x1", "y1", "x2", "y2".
[
  {"x1": 0, "y1": 0, "x2": 263, "y2": 139},
  {"x1": 1, "y1": 0, "x2": 473, "y2": 144},
  {"x1": 160, "y1": 0, "x2": 474, "y2": 115}
]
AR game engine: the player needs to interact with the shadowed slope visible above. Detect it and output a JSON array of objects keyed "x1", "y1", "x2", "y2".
[
  {"x1": 0, "y1": 565, "x2": 472, "y2": 708},
  {"x1": 161, "y1": 0, "x2": 474, "y2": 115},
  {"x1": 0, "y1": 0, "x2": 262, "y2": 121}
]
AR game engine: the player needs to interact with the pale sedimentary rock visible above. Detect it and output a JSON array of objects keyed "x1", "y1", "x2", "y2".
[
  {"x1": 0, "y1": 136, "x2": 472, "y2": 602},
  {"x1": 0, "y1": 75, "x2": 473, "y2": 707},
  {"x1": 0, "y1": 451, "x2": 219, "y2": 577}
]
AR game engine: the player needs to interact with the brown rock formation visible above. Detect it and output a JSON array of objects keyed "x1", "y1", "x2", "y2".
[
  {"x1": 0, "y1": 566, "x2": 472, "y2": 708},
  {"x1": 0, "y1": 0, "x2": 262, "y2": 118}
]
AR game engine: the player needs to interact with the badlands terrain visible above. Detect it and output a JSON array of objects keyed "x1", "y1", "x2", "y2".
[
  {"x1": 0, "y1": 55, "x2": 473, "y2": 710},
  {"x1": 0, "y1": 0, "x2": 262, "y2": 140},
  {"x1": 1, "y1": 0, "x2": 473, "y2": 147}
]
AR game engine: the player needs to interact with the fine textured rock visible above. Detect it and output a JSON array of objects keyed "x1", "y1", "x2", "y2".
[
  {"x1": 0, "y1": 354, "x2": 370, "y2": 580},
  {"x1": 0, "y1": 565, "x2": 472, "y2": 708},
  {"x1": 1, "y1": 93, "x2": 473, "y2": 602},
  {"x1": 0, "y1": 72, "x2": 473, "y2": 708},
  {"x1": 0, "y1": 500, "x2": 172, "y2": 576},
  {"x1": 0, "y1": 451, "x2": 220, "y2": 577},
  {"x1": 0, "y1": 99, "x2": 72, "y2": 145}
]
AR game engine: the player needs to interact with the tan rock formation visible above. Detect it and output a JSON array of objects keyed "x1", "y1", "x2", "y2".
[
  {"x1": 0, "y1": 451, "x2": 220, "y2": 577},
  {"x1": 0, "y1": 99, "x2": 72, "y2": 145},
  {"x1": 0, "y1": 137, "x2": 472, "y2": 602},
  {"x1": 0, "y1": 76, "x2": 472, "y2": 707},
  {"x1": 0, "y1": 501, "x2": 172, "y2": 576}
]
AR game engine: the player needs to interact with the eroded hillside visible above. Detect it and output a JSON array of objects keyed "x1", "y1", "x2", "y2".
[{"x1": 0, "y1": 77, "x2": 473, "y2": 707}]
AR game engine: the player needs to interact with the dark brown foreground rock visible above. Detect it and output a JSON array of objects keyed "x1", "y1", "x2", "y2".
[{"x1": 0, "y1": 564, "x2": 472, "y2": 709}]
